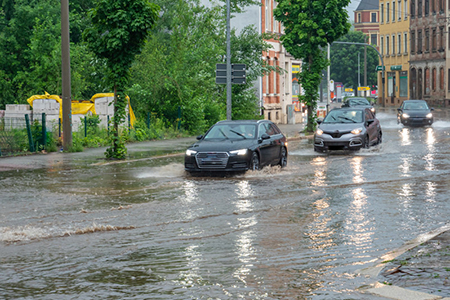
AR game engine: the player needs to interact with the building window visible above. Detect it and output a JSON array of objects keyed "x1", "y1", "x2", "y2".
[
  {"x1": 440, "y1": 26, "x2": 444, "y2": 50},
  {"x1": 418, "y1": 0, "x2": 422, "y2": 17},
  {"x1": 425, "y1": 29, "x2": 430, "y2": 52},
  {"x1": 398, "y1": 33, "x2": 402, "y2": 54},
  {"x1": 273, "y1": 58, "x2": 278, "y2": 94},
  {"x1": 432, "y1": 28, "x2": 437, "y2": 51},
  {"x1": 372, "y1": 12, "x2": 377, "y2": 22},
  {"x1": 404, "y1": 32, "x2": 408, "y2": 53},
  {"x1": 387, "y1": 35, "x2": 390, "y2": 54},
  {"x1": 358, "y1": 13, "x2": 361, "y2": 23},
  {"x1": 425, "y1": 68, "x2": 430, "y2": 95},
  {"x1": 432, "y1": 68, "x2": 437, "y2": 91},
  {"x1": 411, "y1": 0, "x2": 415, "y2": 18},
  {"x1": 393, "y1": 1, "x2": 396, "y2": 21},
  {"x1": 440, "y1": 67, "x2": 444, "y2": 90},
  {"x1": 405, "y1": 0, "x2": 408, "y2": 19},
  {"x1": 398, "y1": 0, "x2": 402, "y2": 19},
  {"x1": 448, "y1": 69, "x2": 450, "y2": 91},
  {"x1": 418, "y1": 30, "x2": 423, "y2": 53},
  {"x1": 371, "y1": 34, "x2": 378, "y2": 46},
  {"x1": 381, "y1": 4, "x2": 385, "y2": 22},
  {"x1": 387, "y1": 3, "x2": 390, "y2": 22},
  {"x1": 432, "y1": 0, "x2": 436, "y2": 12},
  {"x1": 381, "y1": 36, "x2": 384, "y2": 55},
  {"x1": 411, "y1": 30, "x2": 415, "y2": 53},
  {"x1": 392, "y1": 35, "x2": 396, "y2": 54},
  {"x1": 425, "y1": 0, "x2": 429, "y2": 15},
  {"x1": 439, "y1": 0, "x2": 443, "y2": 12},
  {"x1": 273, "y1": 1, "x2": 278, "y2": 33}
]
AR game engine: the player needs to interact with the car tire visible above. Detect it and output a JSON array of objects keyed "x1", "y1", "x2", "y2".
[
  {"x1": 250, "y1": 152, "x2": 260, "y2": 171},
  {"x1": 363, "y1": 135, "x2": 370, "y2": 149},
  {"x1": 314, "y1": 147, "x2": 323, "y2": 153},
  {"x1": 377, "y1": 131, "x2": 382, "y2": 144},
  {"x1": 279, "y1": 147, "x2": 287, "y2": 168}
]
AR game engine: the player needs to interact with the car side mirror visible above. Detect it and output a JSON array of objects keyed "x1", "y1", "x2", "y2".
[
  {"x1": 260, "y1": 133, "x2": 271, "y2": 140},
  {"x1": 366, "y1": 119, "x2": 375, "y2": 126},
  {"x1": 196, "y1": 135, "x2": 203, "y2": 140},
  {"x1": 317, "y1": 119, "x2": 323, "y2": 124},
  {"x1": 431, "y1": 107, "x2": 434, "y2": 111},
  {"x1": 397, "y1": 108, "x2": 402, "y2": 113}
]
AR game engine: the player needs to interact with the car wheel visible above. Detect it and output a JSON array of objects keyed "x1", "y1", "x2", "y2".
[
  {"x1": 377, "y1": 131, "x2": 382, "y2": 144},
  {"x1": 279, "y1": 147, "x2": 287, "y2": 168},
  {"x1": 363, "y1": 135, "x2": 370, "y2": 149},
  {"x1": 314, "y1": 147, "x2": 323, "y2": 153},
  {"x1": 250, "y1": 152, "x2": 260, "y2": 171}
]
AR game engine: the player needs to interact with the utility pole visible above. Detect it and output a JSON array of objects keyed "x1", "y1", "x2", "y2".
[
  {"x1": 364, "y1": 45, "x2": 367, "y2": 87},
  {"x1": 226, "y1": 0, "x2": 231, "y2": 120},
  {"x1": 61, "y1": 0, "x2": 72, "y2": 149},
  {"x1": 358, "y1": 52, "x2": 360, "y2": 89},
  {"x1": 327, "y1": 44, "x2": 330, "y2": 112}
]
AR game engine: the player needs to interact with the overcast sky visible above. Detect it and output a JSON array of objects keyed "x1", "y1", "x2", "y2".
[{"x1": 346, "y1": 0, "x2": 361, "y2": 21}]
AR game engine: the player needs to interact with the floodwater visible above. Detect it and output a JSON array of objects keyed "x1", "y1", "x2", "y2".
[{"x1": 1, "y1": 108, "x2": 450, "y2": 299}]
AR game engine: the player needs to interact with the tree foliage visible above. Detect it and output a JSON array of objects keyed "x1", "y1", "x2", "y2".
[
  {"x1": 330, "y1": 30, "x2": 379, "y2": 90},
  {"x1": 274, "y1": 0, "x2": 351, "y2": 132},
  {"x1": 83, "y1": 0, "x2": 160, "y2": 159}
]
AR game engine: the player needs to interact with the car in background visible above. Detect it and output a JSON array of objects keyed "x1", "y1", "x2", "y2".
[
  {"x1": 341, "y1": 97, "x2": 376, "y2": 115},
  {"x1": 397, "y1": 100, "x2": 434, "y2": 126},
  {"x1": 314, "y1": 107, "x2": 382, "y2": 152},
  {"x1": 185, "y1": 120, "x2": 288, "y2": 173}
]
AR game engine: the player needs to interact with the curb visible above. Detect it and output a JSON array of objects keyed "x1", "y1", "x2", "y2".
[{"x1": 358, "y1": 223, "x2": 450, "y2": 300}]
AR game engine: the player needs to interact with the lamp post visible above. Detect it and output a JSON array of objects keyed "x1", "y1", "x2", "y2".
[{"x1": 61, "y1": 0, "x2": 72, "y2": 149}]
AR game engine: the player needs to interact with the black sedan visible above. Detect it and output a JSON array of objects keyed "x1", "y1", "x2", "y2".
[
  {"x1": 185, "y1": 120, "x2": 288, "y2": 173},
  {"x1": 314, "y1": 107, "x2": 382, "y2": 152},
  {"x1": 341, "y1": 97, "x2": 376, "y2": 115},
  {"x1": 397, "y1": 100, "x2": 434, "y2": 126}
]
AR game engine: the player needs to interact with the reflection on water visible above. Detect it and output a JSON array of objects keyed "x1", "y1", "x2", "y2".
[
  {"x1": 351, "y1": 157, "x2": 364, "y2": 184},
  {"x1": 424, "y1": 128, "x2": 436, "y2": 171},
  {"x1": 311, "y1": 156, "x2": 328, "y2": 187},
  {"x1": 400, "y1": 127, "x2": 411, "y2": 146}
]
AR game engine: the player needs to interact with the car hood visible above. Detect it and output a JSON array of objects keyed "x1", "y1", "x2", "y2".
[
  {"x1": 188, "y1": 139, "x2": 256, "y2": 152},
  {"x1": 402, "y1": 109, "x2": 431, "y2": 117},
  {"x1": 319, "y1": 123, "x2": 365, "y2": 132}
]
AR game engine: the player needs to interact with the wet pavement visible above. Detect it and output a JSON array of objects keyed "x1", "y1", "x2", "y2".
[{"x1": 2, "y1": 106, "x2": 450, "y2": 299}]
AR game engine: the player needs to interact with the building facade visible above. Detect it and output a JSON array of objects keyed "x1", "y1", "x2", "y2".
[
  {"x1": 354, "y1": 0, "x2": 381, "y2": 49},
  {"x1": 409, "y1": 0, "x2": 447, "y2": 106},
  {"x1": 379, "y1": 0, "x2": 411, "y2": 106}
]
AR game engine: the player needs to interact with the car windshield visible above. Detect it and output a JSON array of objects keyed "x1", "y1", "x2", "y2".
[
  {"x1": 323, "y1": 110, "x2": 363, "y2": 123},
  {"x1": 204, "y1": 124, "x2": 256, "y2": 139},
  {"x1": 349, "y1": 98, "x2": 370, "y2": 106},
  {"x1": 403, "y1": 102, "x2": 429, "y2": 110}
]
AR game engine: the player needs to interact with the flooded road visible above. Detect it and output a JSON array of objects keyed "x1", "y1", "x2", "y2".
[{"x1": 2, "y1": 108, "x2": 450, "y2": 299}]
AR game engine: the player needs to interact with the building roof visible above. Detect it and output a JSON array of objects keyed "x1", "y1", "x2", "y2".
[{"x1": 356, "y1": 0, "x2": 378, "y2": 11}]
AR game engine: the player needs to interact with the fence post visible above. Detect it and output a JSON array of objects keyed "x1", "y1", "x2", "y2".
[
  {"x1": 84, "y1": 116, "x2": 87, "y2": 138},
  {"x1": 41, "y1": 113, "x2": 46, "y2": 149},
  {"x1": 59, "y1": 118, "x2": 61, "y2": 137},
  {"x1": 146, "y1": 112, "x2": 150, "y2": 129},
  {"x1": 107, "y1": 115, "x2": 110, "y2": 136},
  {"x1": 25, "y1": 114, "x2": 35, "y2": 152},
  {"x1": 177, "y1": 106, "x2": 181, "y2": 130}
]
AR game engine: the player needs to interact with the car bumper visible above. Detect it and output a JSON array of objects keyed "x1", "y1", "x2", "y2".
[
  {"x1": 184, "y1": 153, "x2": 251, "y2": 172},
  {"x1": 314, "y1": 135, "x2": 364, "y2": 151},
  {"x1": 400, "y1": 117, "x2": 433, "y2": 126}
]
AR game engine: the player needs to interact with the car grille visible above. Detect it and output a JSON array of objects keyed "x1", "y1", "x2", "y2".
[
  {"x1": 324, "y1": 130, "x2": 351, "y2": 138},
  {"x1": 195, "y1": 152, "x2": 229, "y2": 168}
]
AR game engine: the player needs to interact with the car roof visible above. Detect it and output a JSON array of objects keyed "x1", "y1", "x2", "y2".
[
  {"x1": 331, "y1": 107, "x2": 368, "y2": 111},
  {"x1": 215, "y1": 120, "x2": 270, "y2": 125},
  {"x1": 402, "y1": 100, "x2": 426, "y2": 103}
]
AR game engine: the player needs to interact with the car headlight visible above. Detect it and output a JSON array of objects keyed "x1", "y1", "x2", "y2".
[
  {"x1": 402, "y1": 113, "x2": 410, "y2": 119},
  {"x1": 351, "y1": 127, "x2": 363, "y2": 135},
  {"x1": 230, "y1": 149, "x2": 247, "y2": 155},
  {"x1": 316, "y1": 129, "x2": 323, "y2": 136},
  {"x1": 371, "y1": 107, "x2": 376, "y2": 113},
  {"x1": 186, "y1": 149, "x2": 197, "y2": 156},
  {"x1": 426, "y1": 113, "x2": 433, "y2": 118}
]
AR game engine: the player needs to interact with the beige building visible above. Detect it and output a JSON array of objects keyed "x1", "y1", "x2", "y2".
[{"x1": 378, "y1": 0, "x2": 410, "y2": 106}]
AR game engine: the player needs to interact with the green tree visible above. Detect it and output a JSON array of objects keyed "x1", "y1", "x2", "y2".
[
  {"x1": 83, "y1": 0, "x2": 160, "y2": 159},
  {"x1": 330, "y1": 30, "x2": 379, "y2": 91},
  {"x1": 274, "y1": 0, "x2": 351, "y2": 132}
]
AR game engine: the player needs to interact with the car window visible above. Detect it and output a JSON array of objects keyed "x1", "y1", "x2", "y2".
[
  {"x1": 350, "y1": 98, "x2": 370, "y2": 106},
  {"x1": 324, "y1": 110, "x2": 363, "y2": 123},
  {"x1": 204, "y1": 124, "x2": 256, "y2": 139},
  {"x1": 365, "y1": 110, "x2": 374, "y2": 121}
]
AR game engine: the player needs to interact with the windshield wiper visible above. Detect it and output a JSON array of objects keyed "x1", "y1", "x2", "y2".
[
  {"x1": 219, "y1": 128, "x2": 229, "y2": 138},
  {"x1": 338, "y1": 116, "x2": 357, "y2": 123},
  {"x1": 229, "y1": 129, "x2": 247, "y2": 139}
]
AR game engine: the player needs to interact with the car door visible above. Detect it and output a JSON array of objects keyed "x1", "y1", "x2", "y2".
[
  {"x1": 257, "y1": 123, "x2": 277, "y2": 165},
  {"x1": 364, "y1": 109, "x2": 378, "y2": 144}
]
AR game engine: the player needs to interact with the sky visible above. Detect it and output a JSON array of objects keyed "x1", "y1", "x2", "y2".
[{"x1": 347, "y1": 0, "x2": 361, "y2": 22}]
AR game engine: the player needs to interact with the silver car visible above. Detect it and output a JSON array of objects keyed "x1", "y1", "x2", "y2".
[{"x1": 314, "y1": 107, "x2": 382, "y2": 152}]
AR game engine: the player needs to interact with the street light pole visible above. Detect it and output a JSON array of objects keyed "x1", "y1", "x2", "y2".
[
  {"x1": 61, "y1": 0, "x2": 72, "y2": 149},
  {"x1": 226, "y1": 0, "x2": 231, "y2": 120}
]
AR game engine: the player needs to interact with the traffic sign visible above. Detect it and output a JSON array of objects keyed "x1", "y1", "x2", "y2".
[
  {"x1": 357, "y1": 86, "x2": 370, "y2": 91},
  {"x1": 376, "y1": 66, "x2": 385, "y2": 71},
  {"x1": 216, "y1": 63, "x2": 246, "y2": 85}
]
